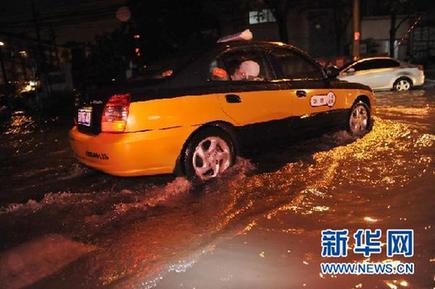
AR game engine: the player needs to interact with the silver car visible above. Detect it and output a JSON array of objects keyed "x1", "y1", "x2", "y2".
[{"x1": 338, "y1": 57, "x2": 425, "y2": 91}]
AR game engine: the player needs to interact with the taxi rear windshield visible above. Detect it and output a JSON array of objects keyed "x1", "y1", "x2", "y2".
[{"x1": 135, "y1": 49, "x2": 205, "y2": 80}]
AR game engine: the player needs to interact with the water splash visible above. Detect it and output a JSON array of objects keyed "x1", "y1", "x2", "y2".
[{"x1": 1, "y1": 113, "x2": 433, "y2": 288}]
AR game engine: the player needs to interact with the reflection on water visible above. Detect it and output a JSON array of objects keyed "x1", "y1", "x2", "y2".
[
  {"x1": 384, "y1": 279, "x2": 410, "y2": 289},
  {"x1": 2, "y1": 111, "x2": 36, "y2": 135}
]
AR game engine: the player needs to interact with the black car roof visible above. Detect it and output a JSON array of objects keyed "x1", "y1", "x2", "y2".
[
  {"x1": 215, "y1": 40, "x2": 309, "y2": 55},
  {"x1": 211, "y1": 40, "x2": 318, "y2": 69},
  {"x1": 216, "y1": 40, "x2": 283, "y2": 47}
]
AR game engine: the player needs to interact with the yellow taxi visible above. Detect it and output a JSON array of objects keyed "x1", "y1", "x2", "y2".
[{"x1": 70, "y1": 39, "x2": 375, "y2": 180}]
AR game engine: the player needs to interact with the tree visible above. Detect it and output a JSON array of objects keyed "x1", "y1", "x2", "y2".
[
  {"x1": 379, "y1": 0, "x2": 431, "y2": 57},
  {"x1": 263, "y1": 0, "x2": 353, "y2": 54},
  {"x1": 263, "y1": 0, "x2": 293, "y2": 43},
  {"x1": 127, "y1": 0, "x2": 227, "y2": 61},
  {"x1": 385, "y1": 0, "x2": 412, "y2": 57},
  {"x1": 332, "y1": 0, "x2": 352, "y2": 56}
]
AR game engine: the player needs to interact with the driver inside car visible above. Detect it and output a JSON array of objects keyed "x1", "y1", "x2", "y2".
[{"x1": 231, "y1": 60, "x2": 262, "y2": 81}]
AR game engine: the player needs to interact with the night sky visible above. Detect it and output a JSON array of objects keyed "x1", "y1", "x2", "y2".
[{"x1": 0, "y1": 0, "x2": 127, "y2": 44}]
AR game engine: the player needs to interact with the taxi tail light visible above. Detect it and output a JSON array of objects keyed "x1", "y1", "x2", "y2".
[{"x1": 101, "y1": 93, "x2": 131, "y2": 132}]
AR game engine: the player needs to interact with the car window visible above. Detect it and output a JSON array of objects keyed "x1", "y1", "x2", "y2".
[
  {"x1": 268, "y1": 48, "x2": 324, "y2": 80},
  {"x1": 352, "y1": 60, "x2": 376, "y2": 71},
  {"x1": 375, "y1": 59, "x2": 400, "y2": 68},
  {"x1": 210, "y1": 48, "x2": 272, "y2": 81},
  {"x1": 352, "y1": 59, "x2": 400, "y2": 71}
]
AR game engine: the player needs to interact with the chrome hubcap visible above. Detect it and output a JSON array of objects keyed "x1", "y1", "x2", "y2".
[
  {"x1": 349, "y1": 104, "x2": 368, "y2": 135},
  {"x1": 192, "y1": 137, "x2": 231, "y2": 180},
  {"x1": 395, "y1": 80, "x2": 411, "y2": 91}
]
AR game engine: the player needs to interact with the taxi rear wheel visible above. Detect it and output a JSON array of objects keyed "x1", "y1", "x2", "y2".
[
  {"x1": 183, "y1": 127, "x2": 236, "y2": 181},
  {"x1": 347, "y1": 101, "x2": 371, "y2": 137}
]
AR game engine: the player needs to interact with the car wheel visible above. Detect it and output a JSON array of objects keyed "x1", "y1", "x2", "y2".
[
  {"x1": 348, "y1": 101, "x2": 370, "y2": 137},
  {"x1": 183, "y1": 127, "x2": 236, "y2": 181},
  {"x1": 393, "y1": 78, "x2": 412, "y2": 91}
]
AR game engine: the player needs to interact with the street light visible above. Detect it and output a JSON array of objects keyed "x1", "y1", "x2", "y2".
[{"x1": 0, "y1": 41, "x2": 5, "y2": 46}]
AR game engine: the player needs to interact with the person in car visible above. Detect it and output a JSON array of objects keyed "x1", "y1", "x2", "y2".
[{"x1": 231, "y1": 60, "x2": 262, "y2": 81}]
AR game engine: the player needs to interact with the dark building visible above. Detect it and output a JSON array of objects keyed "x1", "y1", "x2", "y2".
[{"x1": 219, "y1": 0, "x2": 434, "y2": 64}]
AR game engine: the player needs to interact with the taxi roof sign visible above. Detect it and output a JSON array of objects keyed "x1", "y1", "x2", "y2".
[{"x1": 217, "y1": 29, "x2": 253, "y2": 43}]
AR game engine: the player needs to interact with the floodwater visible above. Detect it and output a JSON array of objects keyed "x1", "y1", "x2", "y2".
[{"x1": 0, "y1": 86, "x2": 434, "y2": 289}]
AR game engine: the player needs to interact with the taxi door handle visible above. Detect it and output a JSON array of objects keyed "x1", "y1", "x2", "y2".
[
  {"x1": 225, "y1": 94, "x2": 241, "y2": 103},
  {"x1": 296, "y1": 90, "x2": 307, "y2": 97}
]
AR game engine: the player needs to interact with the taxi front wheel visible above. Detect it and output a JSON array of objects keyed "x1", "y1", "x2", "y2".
[
  {"x1": 183, "y1": 127, "x2": 236, "y2": 181},
  {"x1": 347, "y1": 101, "x2": 371, "y2": 137}
]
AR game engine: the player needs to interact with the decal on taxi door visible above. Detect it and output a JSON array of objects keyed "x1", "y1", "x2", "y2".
[{"x1": 310, "y1": 91, "x2": 336, "y2": 107}]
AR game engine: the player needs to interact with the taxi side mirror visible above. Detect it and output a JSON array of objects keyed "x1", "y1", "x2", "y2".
[{"x1": 325, "y1": 66, "x2": 340, "y2": 79}]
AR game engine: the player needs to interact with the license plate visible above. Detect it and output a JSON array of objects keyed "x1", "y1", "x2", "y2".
[{"x1": 78, "y1": 107, "x2": 92, "y2": 127}]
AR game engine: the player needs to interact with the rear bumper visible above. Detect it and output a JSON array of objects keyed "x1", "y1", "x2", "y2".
[
  {"x1": 69, "y1": 126, "x2": 193, "y2": 176},
  {"x1": 414, "y1": 72, "x2": 425, "y2": 87}
]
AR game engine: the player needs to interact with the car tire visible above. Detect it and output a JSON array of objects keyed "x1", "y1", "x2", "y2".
[
  {"x1": 347, "y1": 101, "x2": 371, "y2": 137},
  {"x1": 393, "y1": 77, "x2": 412, "y2": 91},
  {"x1": 183, "y1": 127, "x2": 236, "y2": 181}
]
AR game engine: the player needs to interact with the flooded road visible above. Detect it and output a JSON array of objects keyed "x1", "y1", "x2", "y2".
[{"x1": 0, "y1": 87, "x2": 434, "y2": 289}]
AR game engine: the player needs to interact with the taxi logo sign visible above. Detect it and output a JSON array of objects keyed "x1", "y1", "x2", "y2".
[{"x1": 310, "y1": 91, "x2": 336, "y2": 107}]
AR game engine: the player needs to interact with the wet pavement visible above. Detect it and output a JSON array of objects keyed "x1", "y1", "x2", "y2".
[{"x1": 0, "y1": 85, "x2": 434, "y2": 289}]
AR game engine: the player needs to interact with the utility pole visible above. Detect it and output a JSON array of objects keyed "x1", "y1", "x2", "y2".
[
  {"x1": 31, "y1": 0, "x2": 51, "y2": 103},
  {"x1": 0, "y1": 43, "x2": 8, "y2": 85},
  {"x1": 352, "y1": 0, "x2": 360, "y2": 60}
]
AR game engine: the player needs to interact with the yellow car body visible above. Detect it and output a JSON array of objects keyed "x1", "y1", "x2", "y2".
[{"x1": 70, "y1": 41, "x2": 375, "y2": 177}]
